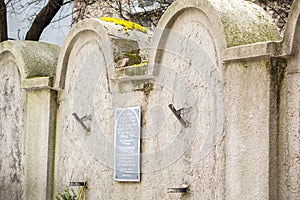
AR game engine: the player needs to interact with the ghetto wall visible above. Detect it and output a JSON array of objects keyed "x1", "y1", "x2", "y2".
[{"x1": 0, "y1": 0, "x2": 299, "y2": 199}]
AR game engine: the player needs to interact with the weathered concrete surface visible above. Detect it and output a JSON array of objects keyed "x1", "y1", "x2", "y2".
[
  {"x1": 54, "y1": 2, "x2": 224, "y2": 198},
  {"x1": 222, "y1": 1, "x2": 300, "y2": 199},
  {"x1": 150, "y1": 0, "x2": 280, "y2": 199},
  {"x1": 0, "y1": 40, "x2": 59, "y2": 200},
  {"x1": 0, "y1": 41, "x2": 60, "y2": 79},
  {"x1": 54, "y1": 0, "x2": 222, "y2": 198},
  {"x1": 146, "y1": 5, "x2": 226, "y2": 198},
  {"x1": 225, "y1": 59, "x2": 271, "y2": 200},
  {"x1": 54, "y1": 18, "x2": 152, "y2": 89},
  {"x1": 1, "y1": 1, "x2": 299, "y2": 200},
  {"x1": 210, "y1": 0, "x2": 281, "y2": 47},
  {"x1": 281, "y1": 0, "x2": 300, "y2": 55},
  {"x1": 22, "y1": 79, "x2": 57, "y2": 200},
  {"x1": 53, "y1": 18, "x2": 152, "y2": 198},
  {"x1": 52, "y1": 0, "x2": 285, "y2": 199},
  {"x1": 0, "y1": 52, "x2": 24, "y2": 200},
  {"x1": 152, "y1": 0, "x2": 280, "y2": 52},
  {"x1": 278, "y1": 72, "x2": 300, "y2": 200},
  {"x1": 278, "y1": 1, "x2": 300, "y2": 199}
]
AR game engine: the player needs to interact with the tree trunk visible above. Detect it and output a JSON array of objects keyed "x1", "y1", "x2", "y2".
[
  {"x1": 0, "y1": 0, "x2": 8, "y2": 42},
  {"x1": 25, "y1": 0, "x2": 63, "y2": 41}
]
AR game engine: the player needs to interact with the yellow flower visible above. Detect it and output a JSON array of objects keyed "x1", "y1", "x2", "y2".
[{"x1": 100, "y1": 17, "x2": 147, "y2": 33}]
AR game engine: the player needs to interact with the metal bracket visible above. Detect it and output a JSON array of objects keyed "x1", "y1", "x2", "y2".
[
  {"x1": 168, "y1": 183, "x2": 189, "y2": 193},
  {"x1": 69, "y1": 182, "x2": 86, "y2": 187},
  {"x1": 168, "y1": 104, "x2": 189, "y2": 128},
  {"x1": 72, "y1": 112, "x2": 90, "y2": 132}
]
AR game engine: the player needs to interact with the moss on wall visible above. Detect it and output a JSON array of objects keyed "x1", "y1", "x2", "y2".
[
  {"x1": 216, "y1": 0, "x2": 281, "y2": 47},
  {"x1": 221, "y1": 14, "x2": 281, "y2": 47},
  {"x1": 0, "y1": 41, "x2": 60, "y2": 79}
]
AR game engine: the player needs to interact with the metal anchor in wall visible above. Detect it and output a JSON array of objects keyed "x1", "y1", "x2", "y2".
[
  {"x1": 168, "y1": 104, "x2": 189, "y2": 128},
  {"x1": 72, "y1": 112, "x2": 91, "y2": 132},
  {"x1": 168, "y1": 183, "x2": 189, "y2": 193}
]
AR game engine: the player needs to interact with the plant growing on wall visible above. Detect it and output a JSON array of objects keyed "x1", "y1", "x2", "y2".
[
  {"x1": 56, "y1": 183, "x2": 87, "y2": 200},
  {"x1": 56, "y1": 186, "x2": 76, "y2": 200}
]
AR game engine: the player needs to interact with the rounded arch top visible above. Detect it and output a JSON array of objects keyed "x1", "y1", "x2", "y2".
[
  {"x1": 54, "y1": 19, "x2": 113, "y2": 89},
  {"x1": 153, "y1": 0, "x2": 281, "y2": 49},
  {"x1": 282, "y1": 0, "x2": 300, "y2": 54},
  {"x1": 0, "y1": 40, "x2": 60, "y2": 80},
  {"x1": 54, "y1": 18, "x2": 152, "y2": 89}
]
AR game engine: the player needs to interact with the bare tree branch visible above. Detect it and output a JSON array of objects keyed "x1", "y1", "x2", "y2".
[
  {"x1": 5, "y1": 0, "x2": 13, "y2": 6},
  {"x1": 63, "y1": 0, "x2": 74, "y2": 5},
  {"x1": 25, "y1": 0, "x2": 64, "y2": 41},
  {"x1": 51, "y1": 10, "x2": 73, "y2": 23},
  {"x1": 0, "y1": 0, "x2": 8, "y2": 42}
]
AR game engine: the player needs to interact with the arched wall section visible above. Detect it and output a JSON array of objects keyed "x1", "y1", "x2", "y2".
[
  {"x1": 0, "y1": 40, "x2": 60, "y2": 200},
  {"x1": 53, "y1": 19, "x2": 115, "y2": 196},
  {"x1": 0, "y1": 42, "x2": 25, "y2": 200},
  {"x1": 53, "y1": 17, "x2": 156, "y2": 198},
  {"x1": 50, "y1": 0, "x2": 299, "y2": 199},
  {"x1": 149, "y1": 0, "x2": 225, "y2": 76},
  {"x1": 150, "y1": 0, "x2": 280, "y2": 75},
  {"x1": 282, "y1": 0, "x2": 300, "y2": 54},
  {"x1": 146, "y1": 1, "x2": 229, "y2": 199},
  {"x1": 0, "y1": 41, "x2": 59, "y2": 80},
  {"x1": 148, "y1": 1, "x2": 282, "y2": 200},
  {"x1": 278, "y1": 1, "x2": 300, "y2": 199},
  {"x1": 54, "y1": 19, "x2": 114, "y2": 89}
]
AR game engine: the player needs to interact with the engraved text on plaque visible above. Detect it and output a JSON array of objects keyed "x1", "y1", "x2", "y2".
[{"x1": 114, "y1": 106, "x2": 141, "y2": 182}]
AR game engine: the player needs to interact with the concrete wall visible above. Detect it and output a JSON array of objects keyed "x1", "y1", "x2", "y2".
[
  {"x1": 0, "y1": 42, "x2": 25, "y2": 200},
  {"x1": 0, "y1": 0, "x2": 299, "y2": 199},
  {"x1": 51, "y1": 0, "x2": 288, "y2": 199},
  {"x1": 0, "y1": 41, "x2": 59, "y2": 200},
  {"x1": 224, "y1": 58, "x2": 272, "y2": 199},
  {"x1": 278, "y1": 1, "x2": 300, "y2": 199},
  {"x1": 53, "y1": 18, "x2": 155, "y2": 199}
]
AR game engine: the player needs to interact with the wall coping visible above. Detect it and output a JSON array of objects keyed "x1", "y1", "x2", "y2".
[
  {"x1": 224, "y1": 0, "x2": 300, "y2": 62},
  {"x1": 223, "y1": 42, "x2": 282, "y2": 62},
  {"x1": 0, "y1": 40, "x2": 60, "y2": 80}
]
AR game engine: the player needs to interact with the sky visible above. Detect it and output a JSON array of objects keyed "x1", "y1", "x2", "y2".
[{"x1": 6, "y1": 0, "x2": 73, "y2": 46}]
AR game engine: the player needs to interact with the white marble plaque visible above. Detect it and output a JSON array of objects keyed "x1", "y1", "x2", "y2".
[{"x1": 114, "y1": 106, "x2": 141, "y2": 182}]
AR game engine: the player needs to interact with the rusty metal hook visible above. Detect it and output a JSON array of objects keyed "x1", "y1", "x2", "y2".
[{"x1": 168, "y1": 104, "x2": 189, "y2": 128}]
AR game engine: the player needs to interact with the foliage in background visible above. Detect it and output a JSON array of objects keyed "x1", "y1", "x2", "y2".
[
  {"x1": 254, "y1": 0, "x2": 294, "y2": 33},
  {"x1": 74, "y1": 0, "x2": 294, "y2": 33},
  {"x1": 0, "y1": 0, "x2": 296, "y2": 42},
  {"x1": 73, "y1": 0, "x2": 174, "y2": 27}
]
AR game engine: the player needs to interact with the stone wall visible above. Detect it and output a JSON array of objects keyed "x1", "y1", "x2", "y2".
[
  {"x1": 0, "y1": 0, "x2": 299, "y2": 199},
  {"x1": 0, "y1": 41, "x2": 60, "y2": 200},
  {"x1": 278, "y1": 1, "x2": 300, "y2": 198},
  {"x1": 0, "y1": 42, "x2": 25, "y2": 200},
  {"x1": 52, "y1": 0, "x2": 297, "y2": 199}
]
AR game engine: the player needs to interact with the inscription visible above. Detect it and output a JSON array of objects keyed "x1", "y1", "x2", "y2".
[{"x1": 114, "y1": 106, "x2": 141, "y2": 182}]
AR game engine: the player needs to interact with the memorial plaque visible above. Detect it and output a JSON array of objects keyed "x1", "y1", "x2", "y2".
[{"x1": 114, "y1": 106, "x2": 141, "y2": 182}]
